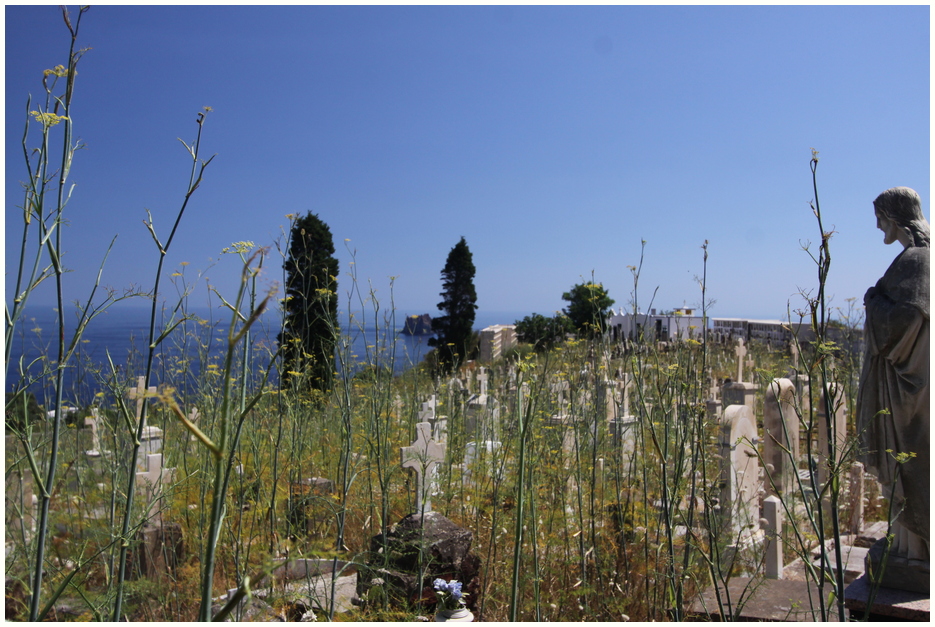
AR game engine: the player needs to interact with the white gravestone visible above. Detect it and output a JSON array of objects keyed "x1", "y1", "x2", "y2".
[
  {"x1": 128, "y1": 375, "x2": 158, "y2": 422},
  {"x1": 763, "y1": 378, "x2": 798, "y2": 497},
  {"x1": 719, "y1": 404, "x2": 762, "y2": 553},
  {"x1": 735, "y1": 338, "x2": 748, "y2": 382},
  {"x1": 6, "y1": 469, "x2": 38, "y2": 541},
  {"x1": 476, "y1": 368, "x2": 488, "y2": 397},
  {"x1": 817, "y1": 383, "x2": 847, "y2": 493},
  {"x1": 848, "y1": 461, "x2": 865, "y2": 536},
  {"x1": 722, "y1": 339, "x2": 758, "y2": 410},
  {"x1": 84, "y1": 409, "x2": 104, "y2": 457},
  {"x1": 401, "y1": 422, "x2": 445, "y2": 513},
  {"x1": 763, "y1": 495, "x2": 783, "y2": 579},
  {"x1": 136, "y1": 453, "x2": 175, "y2": 522},
  {"x1": 128, "y1": 376, "x2": 163, "y2": 471},
  {"x1": 462, "y1": 440, "x2": 503, "y2": 485}
]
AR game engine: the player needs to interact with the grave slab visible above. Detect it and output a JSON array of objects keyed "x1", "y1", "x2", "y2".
[
  {"x1": 843, "y1": 573, "x2": 930, "y2": 621},
  {"x1": 255, "y1": 558, "x2": 357, "y2": 616},
  {"x1": 810, "y1": 541, "x2": 868, "y2": 584},
  {"x1": 688, "y1": 577, "x2": 842, "y2": 621}
]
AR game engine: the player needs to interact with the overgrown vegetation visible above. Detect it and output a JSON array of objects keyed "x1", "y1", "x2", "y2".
[{"x1": 5, "y1": 10, "x2": 883, "y2": 623}]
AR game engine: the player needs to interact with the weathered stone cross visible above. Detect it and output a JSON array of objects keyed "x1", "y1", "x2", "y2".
[
  {"x1": 708, "y1": 372, "x2": 719, "y2": 402},
  {"x1": 128, "y1": 376, "x2": 158, "y2": 423},
  {"x1": 401, "y1": 422, "x2": 445, "y2": 513},
  {"x1": 734, "y1": 338, "x2": 748, "y2": 383},
  {"x1": 477, "y1": 368, "x2": 488, "y2": 396},
  {"x1": 137, "y1": 453, "x2": 166, "y2": 488},
  {"x1": 136, "y1": 453, "x2": 174, "y2": 522},
  {"x1": 84, "y1": 411, "x2": 103, "y2": 456},
  {"x1": 187, "y1": 407, "x2": 201, "y2": 441},
  {"x1": 620, "y1": 374, "x2": 633, "y2": 416}
]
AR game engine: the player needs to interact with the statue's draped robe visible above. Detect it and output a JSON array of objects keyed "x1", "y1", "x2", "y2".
[{"x1": 857, "y1": 245, "x2": 930, "y2": 540}]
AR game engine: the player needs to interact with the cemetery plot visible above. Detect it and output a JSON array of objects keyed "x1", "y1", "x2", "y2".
[{"x1": 5, "y1": 324, "x2": 900, "y2": 622}]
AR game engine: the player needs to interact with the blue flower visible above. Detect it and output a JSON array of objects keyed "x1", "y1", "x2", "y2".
[{"x1": 433, "y1": 578, "x2": 468, "y2": 610}]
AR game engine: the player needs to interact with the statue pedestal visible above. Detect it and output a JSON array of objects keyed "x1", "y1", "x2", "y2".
[
  {"x1": 844, "y1": 573, "x2": 930, "y2": 621},
  {"x1": 864, "y1": 537, "x2": 930, "y2": 594}
]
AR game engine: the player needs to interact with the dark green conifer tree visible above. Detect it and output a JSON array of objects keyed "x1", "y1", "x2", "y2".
[
  {"x1": 429, "y1": 237, "x2": 478, "y2": 373},
  {"x1": 279, "y1": 212, "x2": 339, "y2": 391},
  {"x1": 514, "y1": 313, "x2": 575, "y2": 352},
  {"x1": 562, "y1": 280, "x2": 614, "y2": 337}
]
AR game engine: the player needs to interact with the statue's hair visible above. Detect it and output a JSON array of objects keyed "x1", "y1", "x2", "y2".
[{"x1": 874, "y1": 186, "x2": 931, "y2": 248}]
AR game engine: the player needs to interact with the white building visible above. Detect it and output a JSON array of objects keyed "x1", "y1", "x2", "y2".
[
  {"x1": 710, "y1": 318, "x2": 812, "y2": 345},
  {"x1": 606, "y1": 305, "x2": 824, "y2": 348},
  {"x1": 607, "y1": 308, "x2": 706, "y2": 343},
  {"x1": 479, "y1": 325, "x2": 516, "y2": 362}
]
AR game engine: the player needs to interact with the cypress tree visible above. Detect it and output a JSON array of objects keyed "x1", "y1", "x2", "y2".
[
  {"x1": 278, "y1": 212, "x2": 339, "y2": 391},
  {"x1": 429, "y1": 236, "x2": 478, "y2": 373}
]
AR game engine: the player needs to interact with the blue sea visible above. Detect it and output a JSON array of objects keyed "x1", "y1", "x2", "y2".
[{"x1": 5, "y1": 304, "x2": 527, "y2": 406}]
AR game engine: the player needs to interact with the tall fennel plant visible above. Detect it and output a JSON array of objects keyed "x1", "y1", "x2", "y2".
[
  {"x1": 3, "y1": 8, "x2": 131, "y2": 620},
  {"x1": 195, "y1": 250, "x2": 276, "y2": 621},
  {"x1": 799, "y1": 150, "x2": 847, "y2": 621},
  {"x1": 111, "y1": 108, "x2": 216, "y2": 621}
]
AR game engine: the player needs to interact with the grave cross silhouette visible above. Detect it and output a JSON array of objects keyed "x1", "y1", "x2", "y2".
[
  {"x1": 401, "y1": 422, "x2": 445, "y2": 513},
  {"x1": 708, "y1": 372, "x2": 719, "y2": 402},
  {"x1": 128, "y1": 376, "x2": 158, "y2": 423},
  {"x1": 734, "y1": 338, "x2": 748, "y2": 383},
  {"x1": 136, "y1": 453, "x2": 174, "y2": 522},
  {"x1": 620, "y1": 374, "x2": 634, "y2": 416},
  {"x1": 477, "y1": 369, "x2": 488, "y2": 396}
]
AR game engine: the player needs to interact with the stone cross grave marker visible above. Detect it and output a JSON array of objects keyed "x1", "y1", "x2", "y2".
[
  {"x1": 719, "y1": 404, "x2": 761, "y2": 551},
  {"x1": 602, "y1": 380, "x2": 618, "y2": 422},
  {"x1": 401, "y1": 422, "x2": 445, "y2": 513},
  {"x1": 418, "y1": 395, "x2": 436, "y2": 423},
  {"x1": 763, "y1": 378, "x2": 798, "y2": 497},
  {"x1": 187, "y1": 407, "x2": 200, "y2": 442},
  {"x1": 708, "y1": 371, "x2": 719, "y2": 402},
  {"x1": 620, "y1": 373, "x2": 634, "y2": 416},
  {"x1": 136, "y1": 453, "x2": 174, "y2": 522},
  {"x1": 128, "y1": 375, "x2": 158, "y2": 422},
  {"x1": 734, "y1": 338, "x2": 748, "y2": 383},
  {"x1": 84, "y1": 410, "x2": 103, "y2": 457},
  {"x1": 477, "y1": 368, "x2": 488, "y2": 396},
  {"x1": 129, "y1": 377, "x2": 164, "y2": 471},
  {"x1": 551, "y1": 379, "x2": 570, "y2": 413},
  {"x1": 137, "y1": 453, "x2": 166, "y2": 489}
]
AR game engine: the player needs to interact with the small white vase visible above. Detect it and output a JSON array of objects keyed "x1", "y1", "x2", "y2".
[{"x1": 435, "y1": 607, "x2": 474, "y2": 622}]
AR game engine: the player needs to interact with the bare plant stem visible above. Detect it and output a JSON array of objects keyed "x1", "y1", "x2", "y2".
[{"x1": 114, "y1": 109, "x2": 214, "y2": 622}]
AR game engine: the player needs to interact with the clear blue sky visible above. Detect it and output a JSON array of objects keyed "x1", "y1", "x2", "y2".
[{"x1": 5, "y1": 5, "x2": 930, "y2": 324}]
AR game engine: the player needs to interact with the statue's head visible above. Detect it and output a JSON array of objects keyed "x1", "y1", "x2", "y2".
[{"x1": 873, "y1": 187, "x2": 931, "y2": 248}]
